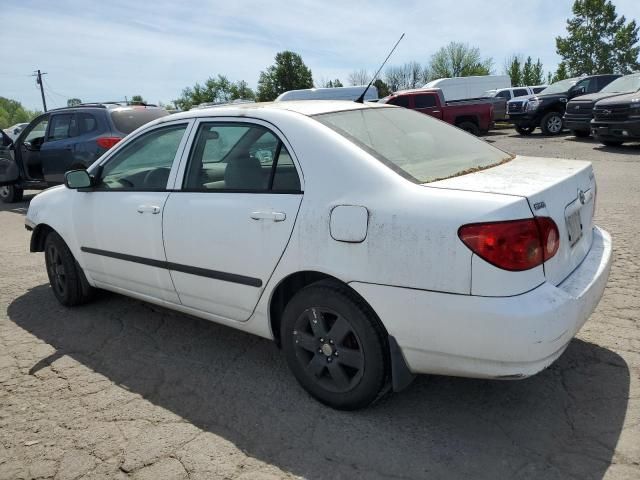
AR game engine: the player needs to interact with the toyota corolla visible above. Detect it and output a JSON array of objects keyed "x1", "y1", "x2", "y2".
[{"x1": 22, "y1": 101, "x2": 612, "y2": 410}]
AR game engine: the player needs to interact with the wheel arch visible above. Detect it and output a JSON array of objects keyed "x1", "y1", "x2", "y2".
[
  {"x1": 454, "y1": 115, "x2": 479, "y2": 126},
  {"x1": 30, "y1": 223, "x2": 55, "y2": 252}
]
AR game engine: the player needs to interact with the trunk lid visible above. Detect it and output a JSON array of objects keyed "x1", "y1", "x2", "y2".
[{"x1": 428, "y1": 156, "x2": 596, "y2": 286}]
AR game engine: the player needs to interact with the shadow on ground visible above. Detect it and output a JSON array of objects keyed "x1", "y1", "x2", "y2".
[
  {"x1": 8, "y1": 284, "x2": 630, "y2": 479},
  {"x1": 0, "y1": 194, "x2": 35, "y2": 214}
]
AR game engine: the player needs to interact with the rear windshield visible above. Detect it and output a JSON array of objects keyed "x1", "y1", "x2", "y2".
[
  {"x1": 314, "y1": 107, "x2": 512, "y2": 183},
  {"x1": 109, "y1": 107, "x2": 168, "y2": 134}
]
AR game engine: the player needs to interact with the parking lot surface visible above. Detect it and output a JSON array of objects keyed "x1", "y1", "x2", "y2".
[{"x1": 1, "y1": 129, "x2": 639, "y2": 480}]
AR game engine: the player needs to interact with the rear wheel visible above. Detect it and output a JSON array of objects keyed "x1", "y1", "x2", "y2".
[
  {"x1": 515, "y1": 126, "x2": 534, "y2": 135},
  {"x1": 44, "y1": 231, "x2": 95, "y2": 306},
  {"x1": 601, "y1": 139, "x2": 624, "y2": 147},
  {"x1": 540, "y1": 112, "x2": 564, "y2": 135},
  {"x1": 281, "y1": 281, "x2": 389, "y2": 410},
  {"x1": 571, "y1": 129, "x2": 591, "y2": 138},
  {"x1": 0, "y1": 185, "x2": 24, "y2": 203},
  {"x1": 457, "y1": 121, "x2": 480, "y2": 136}
]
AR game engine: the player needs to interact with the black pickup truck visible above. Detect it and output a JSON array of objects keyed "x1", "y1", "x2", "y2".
[
  {"x1": 591, "y1": 90, "x2": 640, "y2": 146},
  {"x1": 507, "y1": 74, "x2": 620, "y2": 135},
  {"x1": 564, "y1": 73, "x2": 640, "y2": 137}
]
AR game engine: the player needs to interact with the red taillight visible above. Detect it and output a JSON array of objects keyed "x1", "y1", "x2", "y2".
[
  {"x1": 458, "y1": 217, "x2": 559, "y2": 271},
  {"x1": 96, "y1": 136, "x2": 122, "y2": 150}
]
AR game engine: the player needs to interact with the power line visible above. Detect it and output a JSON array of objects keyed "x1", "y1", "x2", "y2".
[{"x1": 42, "y1": 78, "x2": 73, "y2": 100}]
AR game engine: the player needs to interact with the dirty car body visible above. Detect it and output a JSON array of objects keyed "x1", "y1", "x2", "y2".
[{"x1": 24, "y1": 101, "x2": 612, "y2": 409}]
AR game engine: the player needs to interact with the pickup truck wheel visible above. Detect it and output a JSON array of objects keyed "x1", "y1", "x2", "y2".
[
  {"x1": 281, "y1": 281, "x2": 389, "y2": 410},
  {"x1": 457, "y1": 121, "x2": 480, "y2": 136},
  {"x1": 571, "y1": 129, "x2": 591, "y2": 138},
  {"x1": 0, "y1": 185, "x2": 24, "y2": 203},
  {"x1": 601, "y1": 139, "x2": 624, "y2": 147},
  {"x1": 44, "y1": 231, "x2": 95, "y2": 307},
  {"x1": 540, "y1": 112, "x2": 564, "y2": 135}
]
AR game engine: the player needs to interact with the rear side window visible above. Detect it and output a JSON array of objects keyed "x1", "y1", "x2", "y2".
[
  {"x1": 513, "y1": 88, "x2": 528, "y2": 97},
  {"x1": 109, "y1": 107, "x2": 168, "y2": 134},
  {"x1": 415, "y1": 94, "x2": 436, "y2": 108},
  {"x1": 496, "y1": 90, "x2": 511, "y2": 99},
  {"x1": 77, "y1": 113, "x2": 97, "y2": 135},
  {"x1": 388, "y1": 96, "x2": 410, "y2": 108}
]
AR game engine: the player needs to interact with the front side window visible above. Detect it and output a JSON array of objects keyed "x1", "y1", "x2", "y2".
[
  {"x1": 98, "y1": 123, "x2": 187, "y2": 190},
  {"x1": 513, "y1": 89, "x2": 528, "y2": 97},
  {"x1": 315, "y1": 107, "x2": 512, "y2": 184},
  {"x1": 24, "y1": 117, "x2": 49, "y2": 144},
  {"x1": 183, "y1": 122, "x2": 300, "y2": 192},
  {"x1": 496, "y1": 90, "x2": 511, "y2": 99}
]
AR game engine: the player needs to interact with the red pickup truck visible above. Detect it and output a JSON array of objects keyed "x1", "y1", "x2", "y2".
[{"x1": 378, "y1": 88, "x2": 494, "y2": 135}]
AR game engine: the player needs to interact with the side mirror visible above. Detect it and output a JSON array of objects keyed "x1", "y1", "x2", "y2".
[
  {"x1": 23, "y1": 141, "x2": 33, "y2": 151},
  {"x1": 568, "y1": 85, "x2": 586, "y2": 98},
  {"x1": 64, "y1": 169, "x2": 92, "y2": 189}
]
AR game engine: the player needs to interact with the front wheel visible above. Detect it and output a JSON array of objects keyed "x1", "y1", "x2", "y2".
[
  {"x1": 44, "y1": 231, "x2": 95, "y2": 306},
  {"x1": 0, "y1": 185, "x2": 24, "y2": 203},
  {"x1": 281, "y1": 281, "x2": 389, "y2": 410},
  {"x1": 540, "y1": 112, "x2": 564, "y2": 135}
]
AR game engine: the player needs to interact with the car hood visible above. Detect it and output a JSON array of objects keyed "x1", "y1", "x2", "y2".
[
  {"x1": 595, "y1": 91, "x2": 640, "y2": 107},
  {"x1": 568, "y1": 91, "x2": 632, "y2": 105}
]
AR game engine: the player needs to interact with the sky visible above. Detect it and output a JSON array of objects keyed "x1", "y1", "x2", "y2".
[{"x1": 2, "y1": 0, "x2": 639, "y2": 111}]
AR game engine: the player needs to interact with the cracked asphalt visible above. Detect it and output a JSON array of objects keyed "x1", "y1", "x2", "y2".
[{"x1": 1, "y1": 128, "x2": 639, "y2": 480}]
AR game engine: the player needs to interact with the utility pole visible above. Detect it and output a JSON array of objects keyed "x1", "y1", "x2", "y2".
[{"x1": 33, "y1": 69, "x2": 47, "y2": 112}]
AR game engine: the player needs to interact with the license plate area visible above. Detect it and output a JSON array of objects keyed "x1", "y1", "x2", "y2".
[{"x1": 566, "y1": 209, "x2": 583, "y2": 247}]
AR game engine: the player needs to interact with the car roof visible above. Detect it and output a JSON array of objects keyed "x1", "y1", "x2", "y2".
[{"x1": 163, "y1": 100, "x2": 389, "y2": 122}]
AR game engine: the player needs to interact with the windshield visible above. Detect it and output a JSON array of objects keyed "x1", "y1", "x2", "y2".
[
  {"x1": 600, "y1": 74, "x2": 640, "y2": 93},
  {"x1": 540, "y1": 77, "x2": 579, "y2": 95},
  {"x1": 314, "y1": 107, "x2": 512, "y2": 183}
]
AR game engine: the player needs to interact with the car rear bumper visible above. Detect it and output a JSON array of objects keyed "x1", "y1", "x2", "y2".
[
  {"x1": 351, "y1": 226, "x2": 612, "y2": 379},
  {"x1": 591, "y1": 119, "x2": 640, "y2": 140}
]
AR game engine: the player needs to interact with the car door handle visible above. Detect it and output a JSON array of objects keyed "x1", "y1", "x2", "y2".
[
  {"x1": 250, "y1": 211, "x2": 286, "y2": 222},
  {"x1": 137, "y1": 205, "x2": 161, "y2": 214}
]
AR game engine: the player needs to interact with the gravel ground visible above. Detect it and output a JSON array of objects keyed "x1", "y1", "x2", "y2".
[{"x1": 1, "y1": 129, "x2": 638, "y2": 480}]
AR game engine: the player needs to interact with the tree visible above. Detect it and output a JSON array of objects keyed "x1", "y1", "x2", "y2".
[
  {"x1": 373, "y1": 79, "x2": 391, "y2": 97},
  {"x1": 532, "y1": 58, "x2": 545, "y2": 85},
  {"x1": 429, "y1": 42, "x2": 493, "y2": 79},
  {"x1": 174, "y1": 75, "x2": 255, "y2": 110},
  {"x1": 130, "y1": 95, "x2": 145, "y2": 103},
  {"x1": 556, "y1": 0, "x2": 640, "y2": 75},
  {"x1": 256, "y1": 51, "x2": 313, "y2": 101},
  {"x1": 384, "y1": 62, "x2": 428, "y2": 91},
  {"x1": 348, "y1": 69, "x2": 370, "y2": 86},
  {"x1": 324, "y1": 79, "x2": 344, "y2": 88},
  {"x1": 67, "y1": 98, "x2": 82, "y2": 107},
  {"x1": 505, "y1": 55, "x2": 523, "y2": 86},
  {"x1": 0, "y1": 97, "x2": 39, "y2": 129},
  {"x1": 552, "y1": 62, "x2": 570, "y2": 82}
]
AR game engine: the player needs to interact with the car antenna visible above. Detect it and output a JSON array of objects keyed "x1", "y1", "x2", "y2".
[{"x1": 355, "y1": 33, "x2": 405, "y2": 103}]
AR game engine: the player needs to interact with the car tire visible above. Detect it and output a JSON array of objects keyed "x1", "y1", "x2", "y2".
[
  {"x1": 0, "y1": 185, "x2": 24, "y2": 203},
  {"x1": 601, "y1": 139, "x2": 624, "y2": 147},
  {"x1": 457, "y1": 121, "x2": 480, "y2": 136},
  {"x1": 571, "y1": 129, "x2": 591, "y2": 138},
  {"x1": 281, "y1": 280, "x2": 389, "y2": 410},
  {"x1": 44, "y1": 231, "x2": 95, "y2": 307},
  {"x1": 515, "y1": 126, "x2": 534, "y2": 135},
  {"x1": 540, "y1": 112, "x2": 564, "y2": 135}
]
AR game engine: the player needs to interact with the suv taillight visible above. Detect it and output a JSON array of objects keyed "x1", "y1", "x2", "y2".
[
  {"x1": 458, "y1": 217, "x2": 559, "y2": 271},
  {"x1": 96, "y1": 136, "x2": 122, "y2": 150}
]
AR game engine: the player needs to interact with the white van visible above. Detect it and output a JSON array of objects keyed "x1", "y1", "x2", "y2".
[
  {"x1": 423, "y1": 75, "x2": 511, "y2": 101},
  {"x1": 276, "y1": 85, "x2": 379, "y2": 102},
  {"x1": 483, "y1": 85, "x2": 547, "y2": 101}
]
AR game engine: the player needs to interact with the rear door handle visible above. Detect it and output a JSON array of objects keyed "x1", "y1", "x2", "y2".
[
  {"x1": 250, "y1": 211, "x2": 286, "y2": 222},
  {"x1": 137, "y1": 205, "x2": 161, "y2": 214}
]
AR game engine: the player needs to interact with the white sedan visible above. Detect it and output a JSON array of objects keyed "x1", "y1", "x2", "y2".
[{"x1": 23, "y1": 101, "x2": 612, "y2": 410}]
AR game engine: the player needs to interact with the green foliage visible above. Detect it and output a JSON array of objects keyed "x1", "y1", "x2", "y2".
[
  {"x1": 556, "y1": 0, "x2": 640, "y2": 75},
  {"x1": 67, "y1": 98, "x2": 82, "y2": 107},
  {"x1": 256, "y1": 51, "x2": 313, "y2": 101},
  {"x1": 0, "y1": 97, "x2": 39, "y2": 129},
  {"x1": 505, "y1": 55, "x2": 523, "y2": 87},
  {"x1": 174, "y1": 75, "x2": 256, "y2": 110},
  {"x1": 373, "y1": 79, "x2": 391, "y2": 97},
  {"x1": 429, "y1": 42, "x2": 492, "y2": 79},
  {"x1": 130, "y1": 95, "x2": 145, "y2": 104},
  {"x1": 552, "y1": 63, "x2": 570, "y2": 82}
]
